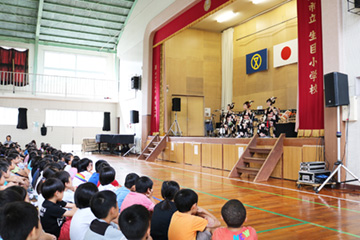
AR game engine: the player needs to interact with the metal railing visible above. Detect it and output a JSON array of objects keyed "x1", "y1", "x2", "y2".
[{"x1": 0, "y1": 71, "x2": 118, "y2": 100}]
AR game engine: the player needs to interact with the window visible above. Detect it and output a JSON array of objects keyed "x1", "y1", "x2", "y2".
[
  {"x1": 45, "y1": 110, "x2": 103, "y2": 127},
  {"x1": 0, "y1": 107, "x2": 18, "y2": 125},
  {"x1": 43, "y1": 51, "x2": 107, "y2": 79}
]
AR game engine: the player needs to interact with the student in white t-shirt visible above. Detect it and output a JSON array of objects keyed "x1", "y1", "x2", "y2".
[
  {"x1": 98, "y1": 166, "x2": 119, "y2": 192},
  {"x1": 69, "y1": 182, "x2": 99, "y2": 240},
  {"x1": 72, "y1": 158, "x2": 93, "y2": 187}
]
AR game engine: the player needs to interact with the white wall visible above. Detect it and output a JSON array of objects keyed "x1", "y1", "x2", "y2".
[
  {"x1": 0, "y1": 97, "x2": 118, "y2": 149},
  {"x1": 341, "y1": 1, "x2": 360, "y2": 183},
  {"x1": 117, "y1": 60, "x2": 142, "y2": 152}
]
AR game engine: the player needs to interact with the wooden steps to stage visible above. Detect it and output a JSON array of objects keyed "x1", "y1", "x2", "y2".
[
  {"x1": 229, "y1": 134, "x2": 285, "y2": 182},
  {"x1": 138, "y1": 134, "x2": 168, "y2": 162}
]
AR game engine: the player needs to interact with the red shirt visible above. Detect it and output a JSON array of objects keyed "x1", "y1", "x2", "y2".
[{"x1": 212, "y1": 226, "x2": 257, "y2": 240}]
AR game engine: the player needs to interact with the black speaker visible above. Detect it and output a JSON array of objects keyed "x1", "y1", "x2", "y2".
[
  {"x1": 324, "y1": 72, "x2": 350, "y2": 107},
  {"x1": 172, "y1": 98, "x2": 181, "y2": 112},
  {"x1": 16, "y1": 108, "x2": 28, "y2": 129},
  {"x1": 131, "y1": 76, "x2": 140, "y2": 90},
  {"x1": 41, "y1": 123, "x2": 47, "y2": 136},
  {"x1": 130, "y1": 110, "x2": 139, "y2": 124},
  {"x1": 103, "y1": 112, "x2": 111, "y2": 131},
  {"x1": 355, "y1": 0, "x2": 360, "y2": 8}
]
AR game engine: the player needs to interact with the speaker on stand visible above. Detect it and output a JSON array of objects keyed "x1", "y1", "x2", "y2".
[
  {"x1": 124, "y1": 110, "x2": 139, "y2": 156},
  {"x1": 168, "y1": 98, "x2": 182, "y2": 136},
  {"x1": 316, "y1": 72, "x2": 360, "y2": 193}
]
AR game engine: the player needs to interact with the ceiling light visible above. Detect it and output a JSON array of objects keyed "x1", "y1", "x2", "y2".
[
  {"x1": 216, "y1": 11, "x2": 239, "y2": 23},
  {"x1": 252, "y1": 0, "x2": 266, "y2": 4}
]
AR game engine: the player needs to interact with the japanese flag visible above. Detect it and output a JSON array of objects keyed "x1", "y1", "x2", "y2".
[{"x1": 273, "y1": 39, "x2": 298, "y2": 68}]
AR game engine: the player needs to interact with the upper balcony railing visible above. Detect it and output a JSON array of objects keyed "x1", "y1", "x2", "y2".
[{"x1": 0, "y1": 71, "x2": 118, "y2": 101}]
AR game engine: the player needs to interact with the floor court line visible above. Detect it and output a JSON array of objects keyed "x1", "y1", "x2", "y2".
[
  {"x1": 154, "y1": 168, "x2": 360, "y2": 214},
  {"x1": 149, "y1": 176, "x2": 360, "y2": 238},
  {"x1": 256, "y1": 223, "x2": 308, "y2": 234}
]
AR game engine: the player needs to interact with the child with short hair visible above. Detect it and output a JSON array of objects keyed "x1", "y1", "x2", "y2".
[
  {"x1": 72, "y1": 158, "x2": 93, "y2": 187},
  {"x1": 83, "y1": 190, "x2": 125, "y2": 240},
  {"x1": 53, "y1": 171, "x2": 75, "y2": 203},
  {"x1": 88, "y1": 160, "x2": 108, "y2": 185},
  {"x1": 151, "y1": 181, "x2": 180, "y2": 240},
  {"x1": 115, "y1": 173, "x2": 139, "y2": 209},
  {"x1": 168, "y1": 189, "x2": 220, "y2": 240},
  {"x1": 119, "y1": 204, "x2": 152, "y2": 240},
  {"x1": 98, "y1": 166, "x2": 118, "y2": 192},
  {"x1": 121, "y1": 176, "x2": 156, "y2": 212},
  {"x1": 40, "y1": 178, "x2": 77, "y2": 238},
  {"x1": 212, "y1": 199, "x2": 257, "y2": 240},
  {"x1": 0, "y1": 201, "x2": 56, "y2": 240},
  {"x1": 70, "y1": 182, "x2": 99, "y2": 240}
]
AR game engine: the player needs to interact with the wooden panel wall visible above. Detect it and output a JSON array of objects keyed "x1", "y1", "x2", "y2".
[
  {"x1": 232, "y1": 1, "x2": 298, "y2": 111},
  {"x1": 185, "y1": 143, "x2": 202, "y2": 166},
  {"x1": 164, "y1": 29, "x2": 222, "y2": 135}
]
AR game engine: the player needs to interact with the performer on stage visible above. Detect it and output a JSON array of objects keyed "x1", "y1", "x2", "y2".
[
  {"x1": 225, "y1": 103, "x2": 236, "y2": 137},
  {"x1": 237, "y1": 101, "x2": 255, "y2": 138},
  {"x1": 258, "y1": 97, "x2": 279, "y2": 137}
]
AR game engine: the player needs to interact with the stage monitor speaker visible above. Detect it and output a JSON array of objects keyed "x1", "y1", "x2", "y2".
[
  {"x1": 324, "y1": 72, "x2": 350, "y2": 107},
  {"x1": 130, "y1": 110, "x2": 139, "y2": 124},
  {"x1": 103, "y1": 112, "x2": 111, "y2": 131},
  {"x1": 16, "y1": 108, "x2": 28, "y2": 129},
  {"x1": 355, "y1": 0, "x2": 360, "y2": 8},
  {"x1": 172, "y1": 98, "x2": 181, "y2": 112},
  {"x1": 131, "y1": 76, "x2": 141, "y2": 90}
]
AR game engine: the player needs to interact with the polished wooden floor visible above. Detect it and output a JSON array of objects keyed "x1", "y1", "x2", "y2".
[{"x1": 88, "y1": 153, "x2": 360, "y2": 239}]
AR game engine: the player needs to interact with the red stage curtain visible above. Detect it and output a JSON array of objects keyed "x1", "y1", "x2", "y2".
[
  {"x1": 297, "y1": 0, "x2": 324, "y2": 132},
  {"x1": 153, "y1": 0, "x2": 233, "y2": 46},
  {"x1": 150, "y1": 45, "x2": 161, "y2": 134},
  {"x1": 0, "y1": 47, "x2": 29, "y2": 86}
]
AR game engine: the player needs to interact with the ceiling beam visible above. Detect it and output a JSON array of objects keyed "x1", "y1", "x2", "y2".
[
  {"x1": 38, "y1": 40, "x2": 116, "y2": 53},
  {"x1": 116, "y1": 0, "x2": 138, "y2": 46},
  {"x1": 35, "y1": 0, "x2": 44, "y2": 40}
]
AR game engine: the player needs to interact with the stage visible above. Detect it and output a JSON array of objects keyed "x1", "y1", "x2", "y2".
[{"x1": 145, "y1": 136, "x2": 324, "y2": 181}]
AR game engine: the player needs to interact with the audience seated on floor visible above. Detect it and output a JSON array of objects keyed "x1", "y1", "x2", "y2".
[
  {"x1": 168, "y1": 189, "x2": 221, "y2": 240},
  {"x1": 121, "y1": 176, "x2": 157, "y2": 212},
  {"x1": 119, "y1": 204, "x2": 153, "y2": 240},
  {"x1": 151, "y1": 181, "x2": 180, "y2": 240},
  {"x1": 70, "y1": 182, "x2": 99, "y2": 240},
  {"x1": 116, "y1": 172, "x2": 139, "y2": 210},
  {"x1": 83, "y1": 190, "x2": 126, "y2": 240},
  {"x1": 0, "y1": 136, "x2": 260, "y2": 240}
]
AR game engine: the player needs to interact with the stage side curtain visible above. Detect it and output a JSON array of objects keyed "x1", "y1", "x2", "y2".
[
  {"x1": 0, "y1": 47, "x2": 29, "y2": 86},
  {"x1": 221, "y1": 28, "x2": 234, "y2": 109},
  {"x1": 150, "y1": 45, "x2": 161, "y2": 135},
  {"x1": 297, "y1": 0, "x2": 324, "y2": 134}
]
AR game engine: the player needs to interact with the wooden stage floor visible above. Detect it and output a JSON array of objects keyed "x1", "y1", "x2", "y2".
[{"x1": 88, "y1": 154, "x2": 360, "y2": 239}]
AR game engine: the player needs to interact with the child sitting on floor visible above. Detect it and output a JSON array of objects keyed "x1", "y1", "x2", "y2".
[
  {"x1": 151, "y1": 181, "x2": 180, "y2": 240},
  {"x1": 53, "y1": 171, "x2": 75, "y2": 203},
  {"x1": 212, "y1": 199, "x2": 257, "y2": 240},
  {"x1": 98, "y1": 166, "x2": 118, "y2": 192},
  {"x1": 39, "y1": 178, "x2": 77, "y2": 239},
  {"x1": 0, "y1": 201, "x2": 56, "y2": 240},
  {"x1": 121, "y1": 176, "x2": 157, "y2": 212},
  {"x1": 83, "y1": 190, "x2": 125, "y2": 240},
  {"x1": 88, "y1": 160, "x2": 107, "y2": 185},
  {"x1": 72, "y1": 158, "x2": 93, "y2": 187},
  {"x1": 115, "y1": 173, "x2": 139, "y2": 210},
  {"x1": 119, "y1": 205, "x2": 153, "y2": 240},
  {"x1": 70, "y1": 182, "x2": 99, "y2": 240},
  {"x1": 168, "y1": 189, "x2": 220, "y2": 240}
]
